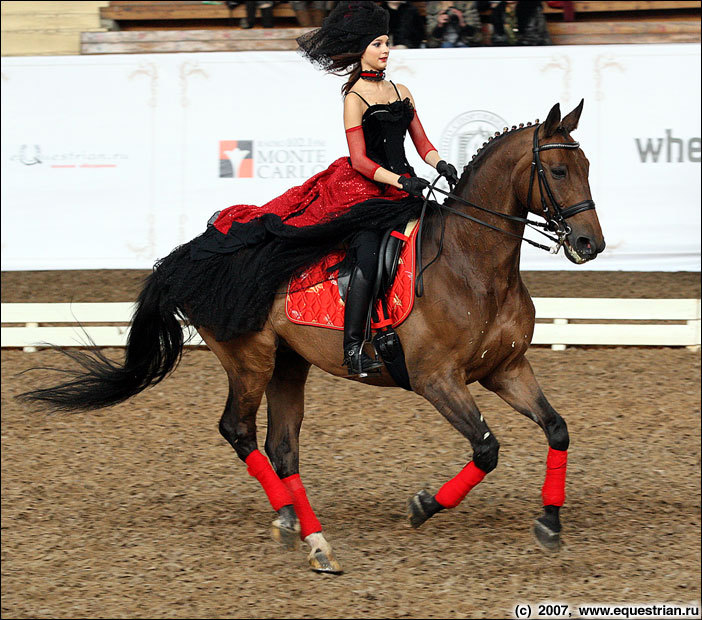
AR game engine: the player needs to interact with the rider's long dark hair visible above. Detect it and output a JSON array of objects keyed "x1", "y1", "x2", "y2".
[
  {"x1": 334, "y1": 54, "x2": 362, "y2": 95},
  {"x1": 295, "y1": 1, "x2": 388, "y2": 95},
  {"x1": 18, "y1": 194, "x2": 429, "y2": 412}
]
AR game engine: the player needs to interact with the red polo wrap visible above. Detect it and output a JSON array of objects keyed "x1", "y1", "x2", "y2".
[
  {"x1": 282, "y1": 474, "x2": 322, "y2": 539},
  {"x1": 542, "y1": 448, "x2": 567, "y2": 506},
  {"x1": 435, "y1": 461, "x2": 486, "y2": 509},
  {"x1": 245, "y1": 450, "x2": 293, "y2": 511}
]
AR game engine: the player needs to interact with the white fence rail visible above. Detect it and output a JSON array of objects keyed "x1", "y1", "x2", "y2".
[{"x1": 1, "y1": 299, "x2": 700, "y2": 351}]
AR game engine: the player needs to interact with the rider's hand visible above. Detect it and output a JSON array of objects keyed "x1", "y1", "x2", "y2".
[
  {"x1": 436, "y1": 160, "x2": 459, "y2": 187},
  {"x1": 398, "y1": 175, "x2": 430, "y2": 197}
]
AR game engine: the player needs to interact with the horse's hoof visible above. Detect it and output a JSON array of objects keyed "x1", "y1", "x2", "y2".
[
  {"x1": 407, "y1": 489, "x2": 443, "y2": 529},
  {"x1": 308, "y1": 547, "x2": 343, "y2": 574},
  {"x1": 305, "y1": 532, "x2": 343, "y2": 574},
  {"x1": 533, "y1": 519, "x2": 561, "y2": 553},
  {"x1": 271, "y1": 518, "x2": 300, "y2": 551}
]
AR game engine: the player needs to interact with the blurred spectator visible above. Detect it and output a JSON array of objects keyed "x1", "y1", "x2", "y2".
[
  {"x1": 238, "y1": 1, "x2": 275, "y2": 29},
  {"x1": 477, "y1": 1, "x2": 515, "y2": 46},
  {"x1": 291, "y1": 1, "x2": 326, "y2": 27},
  {"x1": 515, "y1": 0, "x2": 551, "y2": 45},
  {"x1": 425, "y1": 1, "x2": 482, "y2": 48},
  {"x1": 478, "y1": 1, "x2": 552, "y2": 46},
  {"x1": 382, "y1": 1, "x2": 426, "y2": 49}
]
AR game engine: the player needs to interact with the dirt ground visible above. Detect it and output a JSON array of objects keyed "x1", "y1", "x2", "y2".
[{"x1": 1, "y1": 270, "x2": 700, "y2": 619}]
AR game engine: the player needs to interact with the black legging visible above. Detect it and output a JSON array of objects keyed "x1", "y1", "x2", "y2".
[{"x1": 354, "y1": 229, "x2": 382, "y2": 281}]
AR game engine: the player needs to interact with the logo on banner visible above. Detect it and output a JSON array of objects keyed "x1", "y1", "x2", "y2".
[
  {"x1": 16, "y1": 145, "x2": 42, "y2": 165},
  {"x1": 9, "y1": 144, "x2": 127, "y2": 168},
  {"x1": 440, "y1": 110, "x2": 509, "y2": 171},
  {"x1": 219, "y1": 140, "x2": 254, "y2": 178},
  {"x1": 219, "y1": 138, "x2": 328, "y2": 180}
]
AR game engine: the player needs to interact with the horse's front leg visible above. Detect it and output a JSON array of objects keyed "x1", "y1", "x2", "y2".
[
  {"x1": 408, "y1": 370, "x2": 500, "y2": 529},
  {"x1": 480, "y1": 355, "x2": 569, "y2": 552}
]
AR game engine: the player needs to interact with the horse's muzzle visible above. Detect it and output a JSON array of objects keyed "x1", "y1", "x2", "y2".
[{"x1": 564, "y1": 234, "x2": 606, "y2": 264}]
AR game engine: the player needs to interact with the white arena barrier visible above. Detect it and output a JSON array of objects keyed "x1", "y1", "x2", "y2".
[{"x1": 2, "y1": 299, "x2": 699, "y2": 352}]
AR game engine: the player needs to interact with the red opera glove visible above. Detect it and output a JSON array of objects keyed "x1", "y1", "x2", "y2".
[
  {"x1": 345, "y1": 125, "x2": 381, "y2": 179},
  {"x1": 409, "y1": 110, "x2": 437, "y2": 161}
]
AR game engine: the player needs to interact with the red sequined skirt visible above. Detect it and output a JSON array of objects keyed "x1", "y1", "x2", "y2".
[{"x1": 213, "y1": 157, "x2": 408, "y2": 234}]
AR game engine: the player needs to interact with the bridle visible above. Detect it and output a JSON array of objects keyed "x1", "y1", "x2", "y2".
[
  {"x1": 414, "y1": 123, "x2": 597, "y2": 296},
  {"x1": 526, "y1": 123, "x2": 596, "y2": 236}
]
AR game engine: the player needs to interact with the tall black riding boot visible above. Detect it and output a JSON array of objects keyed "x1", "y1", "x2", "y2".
[{"x1": 343, "y1": 265, "x2": 383, "y2": 377}]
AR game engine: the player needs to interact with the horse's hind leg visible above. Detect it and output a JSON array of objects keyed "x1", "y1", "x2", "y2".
[
  {"x1": 480, "y1": 356, "x2": 569, "y2": 553},
  {"x1": 201, "y1": 329, "x2": 298, "y2": 548},
  {"x1": 264, "y1": 347, "x2": 342, "y2": 574}
]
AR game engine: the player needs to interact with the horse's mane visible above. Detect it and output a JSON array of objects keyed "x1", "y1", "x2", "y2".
[{"x1": 461, "y1": 119, "x2": 539, "y2": 180}]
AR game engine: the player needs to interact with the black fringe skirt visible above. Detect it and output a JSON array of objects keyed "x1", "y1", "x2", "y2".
[{"x1": 152, "y1": 196, "x2": 427, "y2": 341}]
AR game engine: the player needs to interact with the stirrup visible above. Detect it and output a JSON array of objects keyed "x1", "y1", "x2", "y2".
[{"x1": 343, "y1": 346, "x2": 383, "y2": 378}]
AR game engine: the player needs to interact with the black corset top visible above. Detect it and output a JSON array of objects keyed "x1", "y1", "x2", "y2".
[{"x1": 357, "y1": 95, "x2": 416, "y2": 176}]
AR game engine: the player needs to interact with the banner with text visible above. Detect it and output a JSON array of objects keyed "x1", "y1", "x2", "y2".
[{"x1": 2, "y1": 44, "x2": 699, "y2": 271}]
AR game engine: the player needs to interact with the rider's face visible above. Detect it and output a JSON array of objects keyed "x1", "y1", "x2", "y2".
[{"x1": 361, "y1": 35, "x2": 389, "y2": 71}]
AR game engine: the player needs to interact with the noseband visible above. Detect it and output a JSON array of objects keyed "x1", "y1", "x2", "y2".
[{"x1": 527, "y1": 124, "x2": 596, "y2": 237}]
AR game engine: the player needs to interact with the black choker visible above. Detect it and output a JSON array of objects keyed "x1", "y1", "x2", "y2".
[{"x1": 360, "y1": 69, "x2": 385, "y2": 81}]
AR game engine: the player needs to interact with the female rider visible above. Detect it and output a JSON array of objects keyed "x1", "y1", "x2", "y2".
[
  {"x1": 296, "y1": 1, "x2": 458, "y2": 375},
  {"x1": 157, "y1": 1, "x2": 458, "y2": 377}
]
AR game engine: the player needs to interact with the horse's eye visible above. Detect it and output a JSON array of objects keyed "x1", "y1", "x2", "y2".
[{"x1": 551, "y1": 166, "x2": 567, "y2": 179}]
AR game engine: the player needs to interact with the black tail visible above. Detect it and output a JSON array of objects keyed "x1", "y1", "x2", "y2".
[{"x1": 18, "y1": 272, "x2": 185, "y2": 412}]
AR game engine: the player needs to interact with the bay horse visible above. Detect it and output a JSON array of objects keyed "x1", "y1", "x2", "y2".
[{"x1": 20, "y1": 101, "x2": 605, "y2": 574}]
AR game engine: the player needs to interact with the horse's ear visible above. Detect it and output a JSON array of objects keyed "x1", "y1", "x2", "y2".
[
  {"x1": 561, "y1": 99, "x2": 584, "y2": 133},
  {"x1": 543, "y1": 103, "x2": 561, "y2": 137}
]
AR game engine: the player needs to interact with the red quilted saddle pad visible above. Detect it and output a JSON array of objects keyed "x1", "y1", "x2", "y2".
[{"x1": 285, "y1": 220, "x2": 419, "y2": 331}]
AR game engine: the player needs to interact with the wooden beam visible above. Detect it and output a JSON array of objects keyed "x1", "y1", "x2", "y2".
[
  {"x1": 82, "y1": 27, "x2": 311, "y2": 42},
  {"x1": 548, "y1": 19, "x2": 701, "y2": 33},
  {"x1": 550, "y1": 32, "x2": 700, "y2": 43},
  {"x1": 100, "y1": 2, "x2": 296, "y2": 21},
  {"x1": 544, "y1": 1, "x2": 701, "y2": 12},
  {"x1": 80, "y1": 26, "x2": 311, "y2": 52},
  {"x1": 82, "y1": 38, "x2": 301, "y2": 53}
]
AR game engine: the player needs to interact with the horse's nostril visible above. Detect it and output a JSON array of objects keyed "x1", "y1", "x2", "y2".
[{"x1": 576, "y1": 237, "x2": 595, "y2": 255}]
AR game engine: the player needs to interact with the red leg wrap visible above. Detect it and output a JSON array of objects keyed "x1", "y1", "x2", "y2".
[
  {"x1": 542, "y1": 447, "x2": 567, "y2": 506},
  {"x1": 282, "y1": 474, "x2": 322, "y2": 539},
  {"x1": 245, "y1": 450, "x2": 293, "y2": 512},
  {"x1": 435, "y1": 461, "x2": 487, "y2": 509}
]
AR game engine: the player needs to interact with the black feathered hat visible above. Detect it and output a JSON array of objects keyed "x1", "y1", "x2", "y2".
[{"x1": 297, "y1": 1, "x2": 390, "y2": 72}]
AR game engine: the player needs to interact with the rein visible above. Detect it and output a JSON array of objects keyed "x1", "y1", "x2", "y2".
[{"x1": 414, "y1": 124, "x2": 597, "y2": 297}]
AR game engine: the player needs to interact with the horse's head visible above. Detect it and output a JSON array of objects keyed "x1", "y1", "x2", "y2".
[{"x1": 515, "y1": 100, "x2": 605, "y2": 264}]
